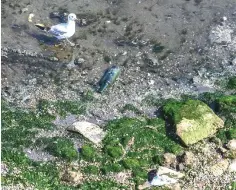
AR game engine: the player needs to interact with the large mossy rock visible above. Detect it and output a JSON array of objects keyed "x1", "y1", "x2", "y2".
[{"x1": 163, "y1": 99, "x2": 224, "y2": 145}]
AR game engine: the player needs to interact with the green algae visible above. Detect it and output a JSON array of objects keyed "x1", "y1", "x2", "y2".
[
  {"x1": 79, "y1": 179, "x2": 128, "y2": 189},
  {"x1": 227, "y1": 76, "x2": 236, "y2": 90},
  {"x1": 1, "y1": 99, "x2": 87, "y2": 189},
  {"x1": 83, "y1": 165, "x2": 99, "y2": 175},
  {"x1": 122, "y1": 158, "x2": 140, "y2": 169},
  {"x1": 215, "y1": 95, "x2": 236, "y2": 143},
  {"x1": 45, "y1": 137, "x2": 78, "y2": 161},
  {"x1": 81, "y1": 145, "x2": 96, "y2": 161},
  {"x1": 105, "y1": 145, "x2": 124, "y2": 159},
  {"x1": 100, "y1": 163, "x2": 124, "y2": 174}
]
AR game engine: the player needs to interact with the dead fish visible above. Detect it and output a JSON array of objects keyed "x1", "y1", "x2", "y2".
[{"x1": 97, "y1": 66, "x2": 120, "y2": 93}]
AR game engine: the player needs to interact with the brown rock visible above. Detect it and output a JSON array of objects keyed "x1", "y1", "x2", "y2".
[
  {"x1": 62, "y1": 169, "x2": 83, "y2": 184},
  {"x1": 183, "y1": 151, "x2": 195, "y2": 166},
  {"x1": 164, "y1": 153, "x2": 176, "y2": 166}
]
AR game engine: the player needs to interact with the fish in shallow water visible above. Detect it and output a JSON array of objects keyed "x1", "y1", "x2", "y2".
[{"x1": 97, "y1": 66, "x2": 121, "y2": 93}]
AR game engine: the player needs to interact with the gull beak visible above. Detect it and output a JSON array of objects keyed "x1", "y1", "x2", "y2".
[{"x1": 75, "y1": 18, "x2": 78, "y2": 21}]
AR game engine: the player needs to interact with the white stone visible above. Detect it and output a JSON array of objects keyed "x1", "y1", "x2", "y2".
[
  {"x1": 67, "y1": 121, "x2": 106, "y2": 145},
  {"x1": 149, "y1": 80, "x2": 155, "y2": 85},
  {"x1": 227, "y1": 139, "x2": 236, "y2": 151},
  {"x1": 158, "y1": 166, "x2": 184, "y2": 178},
  {"x1": 232, "y1": 58, "x2": 236, "y2": 65},
  {"x1": 222, "y1": 16, "x2": 227, "y2": 21}
]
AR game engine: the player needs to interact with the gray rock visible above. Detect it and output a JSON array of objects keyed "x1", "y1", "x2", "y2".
[{"x1": 67, "y1": 121, "x2": 106, "y2": 145}]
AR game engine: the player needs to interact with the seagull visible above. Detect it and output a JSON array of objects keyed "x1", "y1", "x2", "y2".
[{"x1": 35, "y1": 13, "x2": 78, "y2": 46}]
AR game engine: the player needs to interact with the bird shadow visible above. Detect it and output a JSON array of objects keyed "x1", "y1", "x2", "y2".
[{"x1": 26, "y1": 31, "x2": 60, "y2": 46}]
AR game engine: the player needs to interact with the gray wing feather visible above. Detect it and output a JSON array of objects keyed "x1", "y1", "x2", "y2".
[{"x1": 49, "y1": 24, "x2": 67, "y2": 36}]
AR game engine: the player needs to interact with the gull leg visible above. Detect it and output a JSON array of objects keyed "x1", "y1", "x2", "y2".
[{"x1": 65, "y1": 38, "x2": 75, "y2": 46}]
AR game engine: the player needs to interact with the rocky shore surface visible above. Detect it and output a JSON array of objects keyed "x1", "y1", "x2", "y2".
[{"x1": 1, "y1": 0, "x2": 236, "y2": 189}]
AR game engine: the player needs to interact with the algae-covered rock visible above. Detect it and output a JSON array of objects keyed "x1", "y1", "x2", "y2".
[{"x1": 164, "y1": 100, "x2": 224, "y2": 145}]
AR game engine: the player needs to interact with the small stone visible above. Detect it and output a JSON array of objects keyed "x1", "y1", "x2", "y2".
[
  {"x1": 28, "y1": 13, "x2": 34, "y2": 22},
  {"x1": 149, "y1": 80, "x2": 155, "y2": 85},
  {"x1": 229, "y1": 159, "x2": 236, "y2": 172},
  {"x1": 222, "y1": 16, "x2": 227, "y2": 21},
  {"x1": 164, "y1": 153, "x2": 176, "y2": 166},
  {"x1": 227, "y1": 139, "x2": 236, "y2": 151},
  {"x1": 232, "y1": 58, "x2": 236, "y2": 65},
  {"x1": 177, "y1": 163, "x2": 185, "y2": 171},
  {"x1": 1, "y1": 163, "x2": 8, "y2": 175},
  {"x1": 210, "y1": 159, "x2": 229, "y2": 176},
  {"x1": 183, "y1": 151, "x2": 195, "y2": 166},
  {"x1": 62, "y1": 169, "x2": 83, "y2": 184},
  {"x1": 49, "y1": 57, "x2": 59, "y2": 61},
  {"x1": 21, "y1": 7, "x2": 28, "y2": 13}
]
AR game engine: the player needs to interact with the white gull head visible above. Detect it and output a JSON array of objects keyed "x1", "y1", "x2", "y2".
[{"x1": 68, "y1": 13, "x2": 78, "y2": 22}]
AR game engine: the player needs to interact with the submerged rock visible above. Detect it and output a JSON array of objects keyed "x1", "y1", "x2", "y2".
[{"x1": 164, "y1": 100, "x2": 224, "y2": 145}]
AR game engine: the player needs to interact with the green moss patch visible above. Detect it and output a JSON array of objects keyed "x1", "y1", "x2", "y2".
[
  {"x1": 81, "y1": 145, "x2": 96, "y2": 161},
  {"x1": 105, "y1": 145, "x2": 124, "y2": 159},
  {"x1": 216, "y1": 95, "x2": 236, "y2": 113},
  {"x1": 79, "y1": 179, "x2": 128, "y2": 189},
  {"x1": 1, "y1": 99, "x2": 86, "y2": 188},
  {"x1": 101, "y1": 117, "x2": 183, "y2": 179},
  {"x1": 83, "y1": 165, "x2": 99, "y2": 175},
  {"x1": 100, "y1": 163, "x2": 124, "y2": 174},
  {"x1": 226, "y1": 76, "x2": 236, "y2": 90},
  {"x1": 77, "y1": 117, "x2": 182, "y2": 185},
  {"x1": 215, "y1": 95, "x2": 236, "y2": 143},
  {"x1": 44, "y1": 137, "x2": 78, "y2": 161},
  {"x1": 123, "y1": 158, "x2": 140, "y2": 169}
]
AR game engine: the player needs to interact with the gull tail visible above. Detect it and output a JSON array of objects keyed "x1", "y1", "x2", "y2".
[{"x1": 35, "y1": 24, "x2": 51, "y2": 32}]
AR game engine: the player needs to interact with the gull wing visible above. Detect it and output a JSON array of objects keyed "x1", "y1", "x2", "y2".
[{"x1": 49, "y1": 23, "x2": 67, "y2": 36}]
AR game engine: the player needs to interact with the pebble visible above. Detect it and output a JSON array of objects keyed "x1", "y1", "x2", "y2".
[
  {"x1": 228, "y1": 159, "x2": 236, "y2": 172},
  {"x1": 164, "y1": 153, "x2": 176, "y2": 166},
  {"x1": 227, "y1": 139, "x2": 236, "y2": 151},
  {"x1": 183, "y1": 151, "x2": 195, "y2": 166},
  {"x1": 62, "y1": 169, "x2": 83, "y2": 184},
  {"x1": 232, "y1": 58, "x2": 236, "y2": 65}
]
